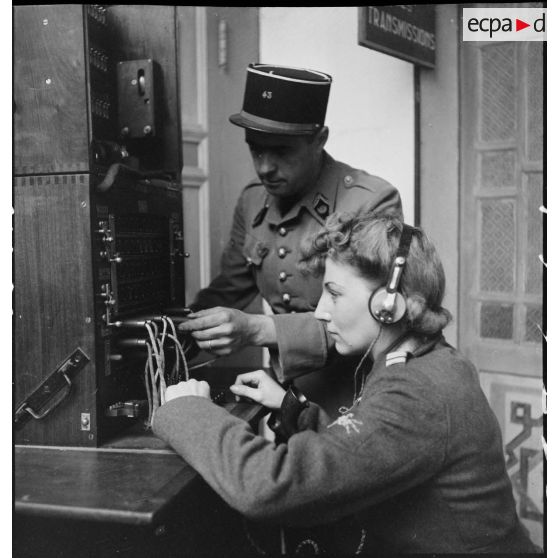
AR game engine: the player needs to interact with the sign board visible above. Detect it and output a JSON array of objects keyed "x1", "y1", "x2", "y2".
[{"x1": 358, "y1": 5, "x2": 436, "y2": 68}]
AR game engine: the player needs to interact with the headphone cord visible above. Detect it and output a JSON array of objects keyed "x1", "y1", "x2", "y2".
[
  {"x1": 350, "y1": 326, "x2": 383, "y2": 407},
  {"x1": 349, "y1": 328, "x2": 420, "y2": 409}
]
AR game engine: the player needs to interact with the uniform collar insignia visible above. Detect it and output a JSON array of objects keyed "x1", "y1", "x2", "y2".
[
  {"x1": 312, "y1": 194, "x2": 330, "y2": 220},
  {"x1": 385, "y1": 350, "x2": 409, "y2": 367},
  {"x1": 300, "y1": 152, "x2": 339, "y2": 224}
]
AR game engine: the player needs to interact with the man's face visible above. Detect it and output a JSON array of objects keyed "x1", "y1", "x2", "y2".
[{"x1": 245, "y1": 128, "x2": 327, "y2": 200}]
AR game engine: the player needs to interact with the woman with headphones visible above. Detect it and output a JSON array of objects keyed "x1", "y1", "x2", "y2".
[{"x1": 153, "y1": 207, "x2": 539, "y2": 554}]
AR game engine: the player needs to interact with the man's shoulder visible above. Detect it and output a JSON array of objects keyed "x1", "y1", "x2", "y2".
[
  {"x1": 333, "y1": 159, "x2": 394, "y2": 194},
  {"x1": 241, "y1": 178, "x2": 264, "y2": 194},
  {"x1": 231, "y1": 179, "x2": 268, "y2": 221},
  {"x1": 330, "y1": 159, "x2": 399, "y2": 213},
  {"x1": 238, "y1": 179, "x2": 266, "y2": 204}
]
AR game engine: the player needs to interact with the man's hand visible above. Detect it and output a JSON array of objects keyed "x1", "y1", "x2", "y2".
[
  {"x1": 165, "y1": 379, "x2": 211, "y2": 403},
  {"x1": 178, "y1": 307, "x2": 277, "y2": 355},
  {"x1": 230, "y1": 369, "x2": 286, "y2": 410}
]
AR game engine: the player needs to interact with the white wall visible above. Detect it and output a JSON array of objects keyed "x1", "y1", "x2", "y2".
[
  {"x1": 260, "y1": 7, "x2": 415, "y2": 221},
  {"x1": 420, "y1": 5, "x2": 459, "y2": 346}
]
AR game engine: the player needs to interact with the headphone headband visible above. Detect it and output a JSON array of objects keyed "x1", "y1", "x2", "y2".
[
  {"x1": 396, "y1": 224, "x2": 414, "y2": 262},
  {"x1": 369, "y1": 223, "x2": 414, "y2": 324},
  {"x1": 385, "y1": 224, "x2": 413, "y2": 295}
]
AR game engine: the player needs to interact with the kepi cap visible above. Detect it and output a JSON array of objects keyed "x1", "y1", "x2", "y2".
[{"x1": 229, "y1": 64, "x2": 332, "y2": 135}]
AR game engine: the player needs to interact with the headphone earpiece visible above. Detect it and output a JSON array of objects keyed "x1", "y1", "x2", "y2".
[
  {"x1": 369, "y1": 287, "x2": 407, "y2": 324},
  {"x1": 368, "y1": 224, "x2": 414, "y2": 325}
]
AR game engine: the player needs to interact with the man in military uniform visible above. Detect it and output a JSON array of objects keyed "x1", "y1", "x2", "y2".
[{"x1": 180, "y1": 64, "x2": 402, "y2": 408}]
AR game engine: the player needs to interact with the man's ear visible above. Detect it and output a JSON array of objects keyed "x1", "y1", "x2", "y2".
[{"x1": 315, "y1": 126, "x2": 329, "y2": 150}]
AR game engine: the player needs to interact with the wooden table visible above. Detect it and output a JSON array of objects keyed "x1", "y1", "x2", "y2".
[{"x1": 14, "y1": 368, "x2": 267, "y2": 557}]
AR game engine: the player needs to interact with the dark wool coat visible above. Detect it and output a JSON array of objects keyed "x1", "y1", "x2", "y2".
[{"x1": 154, "y1": 338, "x2": 538, "y2": 554}]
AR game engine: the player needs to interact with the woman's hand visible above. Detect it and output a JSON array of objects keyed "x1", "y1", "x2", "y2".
[
  {"x1": 230, "y1": 369, "x2": 286, "y2": 410},
  {"x1": 165, "y1": 379, "x2": 210, "y2": 403}
]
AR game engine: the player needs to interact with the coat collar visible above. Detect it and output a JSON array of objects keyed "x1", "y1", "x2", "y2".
[
  {"x1": 376, "y1": 333, "x2": 445, "y2": 370},
  {"x1": 262, "y1": 151, "x2": 340, "y2": 227}
]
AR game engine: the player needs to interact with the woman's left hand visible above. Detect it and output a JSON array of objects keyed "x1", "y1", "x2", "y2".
[
  {"x1": 230, "y1": 369, "x2": 286, "y2": 410},
  {"x1": 165, "y1": 379, "x2": 210, "y2": 403}
]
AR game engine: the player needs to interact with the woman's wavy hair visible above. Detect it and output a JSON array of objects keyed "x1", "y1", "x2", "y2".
[{"x1": 299, "y1": 206, "x2": 452, "y2": 335}]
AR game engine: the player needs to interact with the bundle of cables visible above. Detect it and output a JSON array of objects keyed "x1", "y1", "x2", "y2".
[{"x1": 143, "y1": 317, "x2": 190, "y2": 428}]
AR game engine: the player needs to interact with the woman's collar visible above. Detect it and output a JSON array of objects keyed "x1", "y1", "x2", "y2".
[{"x1": 373, "y1": 330, "x2": 441, "y2": 366}]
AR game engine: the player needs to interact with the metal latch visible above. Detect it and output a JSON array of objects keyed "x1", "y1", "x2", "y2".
[{"x1": 14, "y1": 348, "x2": 90, "y2": 428}]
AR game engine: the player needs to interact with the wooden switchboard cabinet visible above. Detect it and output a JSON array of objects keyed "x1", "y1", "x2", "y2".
[{"x1": 14, "y1": 5, "x2": 184, "y2": 447}]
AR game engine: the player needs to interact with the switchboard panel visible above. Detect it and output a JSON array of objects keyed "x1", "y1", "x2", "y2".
[
  {"x1": 14, "y1": 172, "x2": 185, "y2": 446},
  {"x1": 14, "y1": 5, "x2": 185, "y2": 447},
  {"x1": 13, "y1": 4, "x2": 180, "y2": 176}
]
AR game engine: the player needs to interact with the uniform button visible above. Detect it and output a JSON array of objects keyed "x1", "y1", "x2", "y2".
[
  {"x1": 278, "y1": 227, "x2": 287, "y2": 236},
  {"x1": 279, "y1": 271, "x2": 287, "y2": 282},
  {"x1": 282, "y1": 293, "x2": 291, "y2": 304},
  {"x1": 278, "y1": 247, "x2": 287, "y2": 258},
  {"x1": 344, "y1": 175, "x2": 353, "y2": 185}
]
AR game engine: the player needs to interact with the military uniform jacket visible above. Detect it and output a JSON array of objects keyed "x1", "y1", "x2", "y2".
[
  {"x1": 192, "y1": 152, "x2": 402, "y2": 379},
  {"x1": 153, "y1": 338, "x2": 538, "y2": 554}
]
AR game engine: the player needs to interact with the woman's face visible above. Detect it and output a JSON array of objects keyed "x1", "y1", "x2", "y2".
[{"x1": 314, "y1": 257, "x2": 381, "y2": 355}]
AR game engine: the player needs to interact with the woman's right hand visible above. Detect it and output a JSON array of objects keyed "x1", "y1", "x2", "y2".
[{"x1": 230, "y1": 369, "x2": 286, "y2": 410}]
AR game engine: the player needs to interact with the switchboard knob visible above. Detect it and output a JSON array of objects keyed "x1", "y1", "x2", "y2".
[{"x1": 110, "y1": 254, "x2": 122, "y2": 263}]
